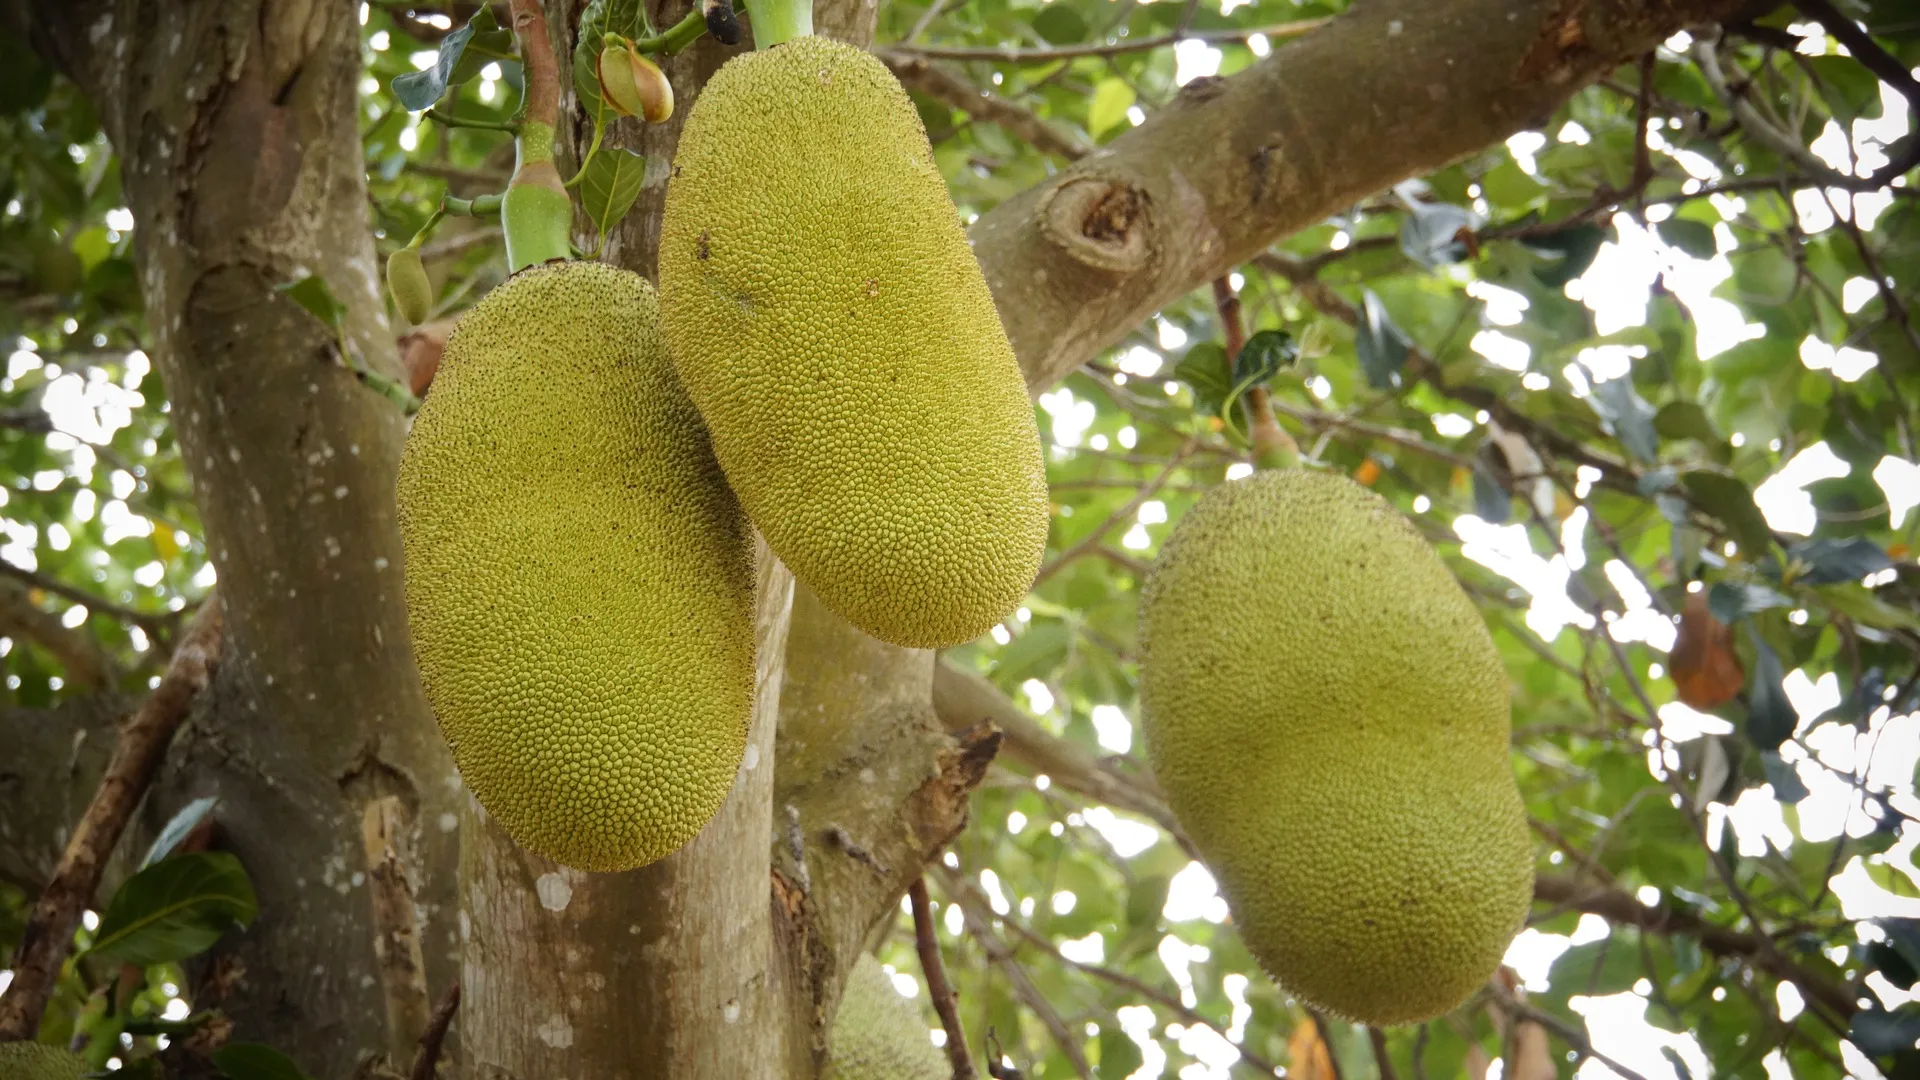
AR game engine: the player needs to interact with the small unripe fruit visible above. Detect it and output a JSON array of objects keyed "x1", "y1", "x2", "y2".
[
  {"x1": 598, "y1": 38, "x2": 674, "y2": 124},
  {"x1": 386, "y1": 246, "x2": 432, "y2": 325}
]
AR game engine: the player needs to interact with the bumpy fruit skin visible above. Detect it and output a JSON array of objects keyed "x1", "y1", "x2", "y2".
[
  {"x1": 825, "y1": 955, "x2": 948, "y2": 1080},
  {"x1": 397, "y1": 261, "x2": 756, "y2": 872},
  {"x1": 0, "y1": 1043, "x2": 87, "y2": 1080},
  {"x1": 659, "y1": 36, "x2": 1048, "y2": 650},
  {"x1": 1139, "y1": 469, "x2": 1533, "y2": 1025}
]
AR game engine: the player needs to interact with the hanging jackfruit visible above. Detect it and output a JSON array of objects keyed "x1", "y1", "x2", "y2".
[
  {"x1": 1139, "y1": 468, "x2": 1533, "y2": 1025},
  {"x1": 825, "y1": 955, "x2": 948, "y2": 1080},
  {"x1": 659, "y1": 35, "x2": 1047, "y2": 650},
  {"x1": 397, "y1": 260, "x2": 756, "y2": 872}
]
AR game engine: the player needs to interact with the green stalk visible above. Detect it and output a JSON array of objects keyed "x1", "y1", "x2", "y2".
[
  {"x1": 503, "y1": 0, "x2": 573, "y2": 270},
  {"x1": 635, "y1": 8, "x2": 711, "y2": 54},
  {"x1": 742, "y1": 0, "x2": 812, "y2": 48}
]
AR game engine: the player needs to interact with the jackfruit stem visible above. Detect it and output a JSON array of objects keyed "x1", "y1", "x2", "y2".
[
  {"x1": 742, "y1": 0, "x2": 812, "y2": 48},
  {"x1": 504, "y1": 0, "x2": 573, "y2": 269}
]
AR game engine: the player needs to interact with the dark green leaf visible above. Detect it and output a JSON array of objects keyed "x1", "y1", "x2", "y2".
[
  {"x1": 1354, "y1": 290, "x2": 1410, "y2": 390},
  {"x1": 1785, "y1": 537, "x2": 1893, "y2": 586},
  {"x1": 1032, "y1": 6, "x2": 1087, "y2": 45},
  {"x1": 1521, "y1": 224, "x2": 1607, "y2": 286},
  {"x1": 1653, "y1": 401, "x2": 1719, "y2": 445},
  {"x1": 1097, "y1": 1026, "x2": 1143, "y2": 1077},
  {"x1": 142, "y1": 795, "x2": 219, "y2": 868},
  {"x1": 277, "y1": 275, "x2": 345, "y2": 332},
  {"x1": 1744, "y1": 630, "x2": 1796, "y2": 751},
  {"x1": 1399, "y1": 199, "x2": 1480, "y2": 268},
  {"x1": 1173, "y1": 342, "x2": 1232, "y2": 417},
  {"x1": 1656, "y1": 219, "x2": 1718, "y2": 260},
  {"x1": 391, "y1": 16, "x2": 482, "y2": 111},
  {"x1": 1869, "y1": 941, "x2": 1919, "y2": 991},
  {"x1": 1706, "y1": 581, "x2": 1789, "y2": 623},
  {"x1": 1883, "y1": 920, "x2": 1920, "y2": 976},
  {"x1": 578, "y1": 148, "x2": 652, "y2": 239},
  {"x1": 1761, "y1": 750, "x2": 1808, "y2": 802},
  {"x1": 1680, "y1": 470, "x2": 1773, "y2": 556},
  {"x1": 1472, "y1": 460, "x2": 1511, "y2": 523},
  {"x1": 1590, "y1": 376, "x2": 1659, "y2": 462},
  {"x1": 212, "y1": 1043, "x2": 314, "y2": 1080},
  {"x1": 1806, "y1": 55, "x2": 1882, "y2": 123},
  {"x1": 90, "y1": 851, "x2": 258, "y2": 966},
  {"x1": 1851, "y1": 1006, "x2": 1920, "y2": 1057},
  {"x1": 1233, "y1": 330, "x2": 1297, "y2": 386},
  {"x1": 0, "y1": 27, "x2": 54, "y2": 113}
]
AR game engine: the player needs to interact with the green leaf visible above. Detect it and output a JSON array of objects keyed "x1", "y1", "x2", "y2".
[
  {"x1": 994, "y1": 621, "x2": 1070, "y2": 684},
  {"x1": 1653, "y1": 400, "x2": 1719, "y2": 445},
  {"x1": 1088, "y1": 79, "x2": 1135, "y2": 139},
  {"x1": 1760, "y1": 750, "x2": 1808, "y2": 802},
  {"x1": 1354, "y1": 290, "x2": 1410, "y2": 390},
  {"x1": 1680, "y1": 470, "x2": 1773, "y2": 556},
  {"x1": 1850, "y1": 1006, "x2": 1920, "y2": 1058},
  {"x1": 1656, "y1": 219, "x2": 1718, "y2": 260},
  {"x1": 1706, "y1": 581, "x2": 1789, "y2": 623},
  {"x1": 578, "y1": 148, "x2": 652, "y2": 240},
  {"x1": 212, "y1": 1043, "x2": 314, "y2": 1080},
  {"x1": 89, "y1": 851, "x2": 258, "y2": 966},
  {"x1": 1098, "y1": 1025, "x2": 1144, "y2": 1076},
  {"x1": 1744, "y1": 630, "x2": 1796, "y2": 751},
  {"x1": 1220, "y1": 329, "x2": 1296, "y2": 436},
  {"x1": 277, "y1": 274, "x2": 346, "y2": 332},
  {"x1": 1806, "y1": 55, "x2": 1882, "y2": 123},
  {"x1": 1032, "y1": 6, "x2": 1087, "y2": 45},
  {"x1": 1471, "y1": 459, "x2": 1511, "y2": 523},
  {"x1": 1784, "y1": 536, "x2": 1893, "y2": 586},
  {"x1": 1521, "y1": 224, "x2": 1607, "y2": 286},
  {"x1": 0, "y1": 26, "x2": 54, "y2": 112},
  {"x1": 1399, "y1": 199, "x2": 1480, "y2": 268},
  {"x1": 142, "y1": 795, "x2": 219, "y2": 868},
  {"x1": 1173, "y1": 342, "x2": 1232, "y2": 417},
  {"x1": 391, "y1": 15, "x2": 482, "y2": 111},
  {"x1": 1589, "y1": 376, "x2": 1659, "y2": 462}
]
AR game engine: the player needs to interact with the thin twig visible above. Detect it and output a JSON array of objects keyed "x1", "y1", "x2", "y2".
[
  {"x1": 910, "y1": 878, "x2": 976, "y2": 1080},
  {"x1": 1368, "y1": 1027, "x2": 1399, "y2": 1080},
  {"x1": 1791, "y1": 0, "x2": 1920, "y2": 164},
  {"x1": 0, "y1": 555, "x2": 183, "y2": 639},
  {"x1": 1033, "y1": 438, "x2": 1198, "y2": 587},
  {"x1": 1485, "y1": 984, "x2": 1651, "y2": 1080},
  {"x1": 885, "y1": 17, "x2": 1326, "y2": 63},
  {"x1": 409, "y1": 981, "x2": 462, "y2": 1080},
  {"x1": 363, "y1": 796, "x2": 432, "y2": 1065},
  {"x1": 879, "y1": 54, "x2": 1089, "y2": 160},
  {"x1": 0, "y1": 593, "x2": 224, "y2": 1039},
  {"x1": 942, "y1": 877, "x2": 1094, "y2": 1080}
]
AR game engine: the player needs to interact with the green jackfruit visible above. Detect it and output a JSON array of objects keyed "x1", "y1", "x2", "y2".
[
  {"x1": 0, "y1": 1043, "x2": 86, "y2": 1080},
  {"x1": 397, "y1": 260, "x2": 756, "y2": 872},
  {"x1": 1139, "y1": 469, "x2": 1533, "y2": 1025},
  {"x1": 826, "y1": 955, "x2": 947, "y2": 1080},
  {"x1": 387, "y1": 246, "x2": 433, "y2": 326},
  {"x1": 659, "y1": 35, "x2": 1047, "y2": 650}
]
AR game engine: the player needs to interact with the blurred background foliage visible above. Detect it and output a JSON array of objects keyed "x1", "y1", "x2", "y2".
[{"x1": 3, "y1": 0, "x2": 1920, "y2": 1076}]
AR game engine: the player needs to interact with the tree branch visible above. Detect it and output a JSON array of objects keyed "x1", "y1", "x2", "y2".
[
  {"x1": 1532, "y1": 874, "x2": 1858, "y2": 1020},
  {"x1": 0, "y1": 577, "x2": 115, "y2": 691},
  {"x1": 880, "y1": 53, "x2": 1089, "y2": 160},
  {"x1": 969, "y1": 0, "x2": 1749, "y2": 398},
  {"x1": 1485, "y1": 983, "x2": 1651, "y2": 1080},
  {"x1": 885, "y1": 18, "x2": 1327, "y2": 63},
  {"x1": 911, "y1": 878, "x2": 976, "y2": 1080},
  {"x1": 409, "y1": 981, "x2": 461, "y2": 1080},
  {"x1": 1033, "y1": 438, "x2": 1197, "y2": 588},
  {"x1": 0, "y1": 556, "x2": 182, "y2": 641},
  {"x1": 0, "y1": 592, "x2": 222, "y2": 1040}
]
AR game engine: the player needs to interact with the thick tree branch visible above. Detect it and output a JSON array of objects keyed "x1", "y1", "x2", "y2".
[
  {"x1": 880, "y1": 53, "x2": 1089, "y2": 160},
  {"x1": 931, "y1": 661, "x2": 1184, "y2": 843},
  {"x1": 0, "y1": 594, "x2": 222, "y2": 1040},
  {"x1": 1532, "y1": 874, "x2": 1859, "y2": 1020},
  {"x1": 886, "y1": 18, "x2": 1326, "y2": 63},
  {"x1": 970, "y1": 0, "x2": 1749, "y2": 397}
]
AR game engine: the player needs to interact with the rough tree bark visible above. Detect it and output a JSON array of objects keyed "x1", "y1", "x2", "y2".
[
  {"x1": 2, "y1": 1, "x2": 458, "y2": 1072},
  {"x1": 0, "y1": 0, "x2": 1758, "y2": 1073}
]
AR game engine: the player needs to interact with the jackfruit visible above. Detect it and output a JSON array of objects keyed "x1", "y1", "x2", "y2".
[
  {"x1": 1139, "y1": 468, "x2": 1533, "y2": 1025},
  {"x1": 659, "y1": 35, "x2": 1047, "y2": 650},
  {"x1": 387, "y1": 246, "x2": 433, "y2": 326},
  {"x1": 825, "y1": 955, "x2": 948, "y2": 1080},
  {"x1": 0, "y1": 1043, "x2": 86, "y2": 1080},
  {"x1": 397, "y1": 260, "x2": 756, "y2": 872}
]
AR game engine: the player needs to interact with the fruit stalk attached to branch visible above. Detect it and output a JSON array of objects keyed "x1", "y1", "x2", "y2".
[
  {"x1": 502, "y1": 0, "x2": 571, "y2": 270},
  {"x1": 1211, "y1": 276, "x2": 1298, "y2": 471},
  {"x1": 742, "y1": 0, "x2": 812, "y2": 48}
]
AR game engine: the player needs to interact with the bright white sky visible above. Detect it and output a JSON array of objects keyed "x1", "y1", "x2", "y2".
[{"x1": 3, "y1": 17, "x2": 1917, "y2": 1080}]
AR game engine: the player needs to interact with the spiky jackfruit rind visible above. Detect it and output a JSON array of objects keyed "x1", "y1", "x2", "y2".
[
  {"x1": 1139, "y1": 468, "x2": 1534, "y2": 1026},
  {"x1": 397, "y1": 260, "x2": 756, "y2": 872},
  {"x1": 0, "y1": 1042, "x2": 87, "y2": 1080},
  {"x1": 659, "y1": 36, "x2": 1048, "y2": 650},
  {"x1": 825, "y1": 955, "x2": 948, "y2": 1080}
]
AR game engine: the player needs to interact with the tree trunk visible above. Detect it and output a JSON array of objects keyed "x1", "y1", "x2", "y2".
[{"x1": 4, "y1": 1, "x2": 458, "y2": 1072}]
